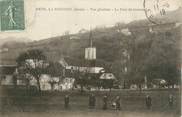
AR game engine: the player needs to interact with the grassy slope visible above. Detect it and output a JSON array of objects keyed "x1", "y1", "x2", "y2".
[{"x1": 0, "y1": 86, "x2": 180, "y2": 114}]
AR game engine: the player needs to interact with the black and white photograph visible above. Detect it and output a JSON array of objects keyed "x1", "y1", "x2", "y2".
[{"x1": 0, "y1": 0, "x2": 181, "y2": 117}]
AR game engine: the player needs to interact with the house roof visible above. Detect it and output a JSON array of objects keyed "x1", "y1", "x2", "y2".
[
  {"x1": 66, "y1": 66, "x2": 105, "y2": 74},
  {"x1": 99, "y1": 73, "x2": 116, "y2": 80},
  {"x1": 0, "y1": 66, "x2": 16, "y2": 75},
  {"x1": 0, "y1": 59, "x2": 17, "y2": 75},
  {"x1": 0, "y1": 59, "x2": 17, "y2": 66}
]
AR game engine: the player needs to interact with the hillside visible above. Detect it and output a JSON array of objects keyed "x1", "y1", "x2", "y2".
[
  {"x1": 0, "y1": 37, "x2": 31, "y2": 47},
  {"x1": 0, "y1": 8, "x2": 181, "y2": 83},
  {"x1": 1, "y1": 23, "x2": 181, "y2": 63}
]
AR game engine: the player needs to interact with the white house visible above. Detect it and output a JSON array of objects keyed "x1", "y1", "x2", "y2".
[{"x1": 99, "y1": 73, "x2": 116, "y2": 80}]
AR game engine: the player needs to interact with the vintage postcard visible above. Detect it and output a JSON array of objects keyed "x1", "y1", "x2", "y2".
[{"x1": 0, "y1": 0, "x2": 181, "y2": 117}]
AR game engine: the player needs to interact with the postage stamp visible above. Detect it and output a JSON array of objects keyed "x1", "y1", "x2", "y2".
[{"x1": 0, "y1": 0, "x2": 25, "y2": 31}]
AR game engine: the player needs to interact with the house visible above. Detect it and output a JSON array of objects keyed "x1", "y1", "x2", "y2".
[
  {"x1": 78, "y1": 29, "x2": 87, "y2": 34},
  {"x1": 99, "y1": 73, "x2": 116, "y2": 80},
  {"x1": 39, "y1": 74, "x2": 75, "y2": 91},
  {"x1": 151, "y1": 79, "x2": 167, "y2": 88},
  {"x1": 65, "y1": 66, "x2": 104, "y2": 73},
  {"x1": 65, "y1": 66, "x2": 105, "y2": 78},
  {"x1": 39, "y1": 74, "x2": 52, "y2": 90},
  {"x1": 120, "y1": 28, "x2": 131, "y2": 36},
  {"x1": 0, "y1": 65, "x2": 17, "y2": 85},
  {"x1": 60, "y1": 78, "x2": 75, "y2": 90},
  {"x1": 70, "y1": 36, "x2": 80, "y2": 40},
  {"x1": 0, "y1": 59, "x2": 37, "y2": 86},
  {"x1": 0, "y1": 59, "x2": 17, "y2": 85}
]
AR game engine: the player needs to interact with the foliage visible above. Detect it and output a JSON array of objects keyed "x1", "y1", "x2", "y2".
[
  {"x1": 46, "y1": 61, "x2": 63, "y2": 77},
  {"x1": 16, "y1": 49, "x2": 47, "y2": 92},
  {"x1": 45, "y1": 61, "x2": 64, "y2": 90}
]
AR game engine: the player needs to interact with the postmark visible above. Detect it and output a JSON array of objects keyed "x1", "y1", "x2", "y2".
[
  {"x1": 143, "y1": 0, "x2": 170, "y2": 24},
  {"x1": 0, "y1": 0, "x2": 25, "y2": 31}
]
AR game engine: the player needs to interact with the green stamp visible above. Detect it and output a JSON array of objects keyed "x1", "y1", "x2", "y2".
[{"x1": 0, "y1": 0, "x2": 25, "y2": 31}]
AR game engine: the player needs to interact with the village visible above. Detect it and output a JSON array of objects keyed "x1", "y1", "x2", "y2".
[
  {"x1": 0, "y1": 12, "x2": 181, "y2": 117},
  {"x1": 0, "y1": 22, "x2": 181, "y2": 92}
]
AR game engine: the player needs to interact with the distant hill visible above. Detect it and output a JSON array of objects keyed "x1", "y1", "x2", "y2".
[
  {"x1": 0, "y1": 37, "x2": 31, "y2": 48},
  {"x1": 128, "y1": 7, "x2": 182, "y2": 28},
  {"x1": 0, "y1": 9, "x2": 181, "y2": 81}
]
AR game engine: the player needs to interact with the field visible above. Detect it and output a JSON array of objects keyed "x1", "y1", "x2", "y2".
[{"x1": 0, "y1": 86, "x2": 181, "y2": 117}]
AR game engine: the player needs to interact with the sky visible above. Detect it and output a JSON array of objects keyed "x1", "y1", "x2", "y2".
[{"x1": 0, "y1": 0, "x2": 181, "y2": 41}]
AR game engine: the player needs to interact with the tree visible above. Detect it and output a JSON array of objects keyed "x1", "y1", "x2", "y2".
[
  {"x1": 118, "y1": 25, "x2": 181, "y2": 89},
  {"x1": 145, "y1": 63, "x2": 180, "y2": 88},
  {"x1": 46, "y1": 61, "x2": 63, "y2": 91},
  {"x1": 12, "y1": 70, "x2": 18, "y2": 88},
  {"x1": 75, "y1": 70, "x2": 86, "y2": 93},
  {"x1": 114, "y1": 22, "x2": 127, "y2": 32},
  {"x1": 16, "y1": 49, "x2": 47, "y2": 92}
]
